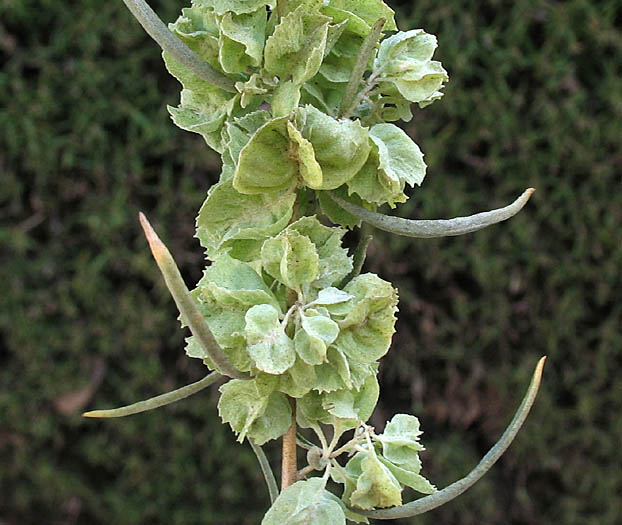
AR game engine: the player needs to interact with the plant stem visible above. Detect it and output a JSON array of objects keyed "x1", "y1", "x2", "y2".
[
  {"x1": 281, "y1": 397, "x2": 298, "y2": 490},
  {"x1": 340, "y1": 18, "x2": 386, "y2": 118},
  {"x1": 120, "y1": 0, "x2": 236, "y2": 93},
  {"x1": 277, "y1": 0, "x2": 288, "y2": 19}
]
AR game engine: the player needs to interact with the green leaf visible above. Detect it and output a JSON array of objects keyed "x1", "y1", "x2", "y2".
[
  {"x1": 218, "y1": 375, "x2": 291, "y2": 444},
  {"x1": 196, "y1": 178, "x2": 295, "y2": 261},
  {"x1": 245, "y1": 304, "x2": 296, "y2": 374},
  {"x1": 317, "y1": 186, "x2": 366, "y2": 229},
  {"x1": 287, "y1": 217, "x2": 353, "y2": 290},
  {"x1": 386, "y1": 62, "x2": 449, "y2": 107},
  {"x1": 347, "y1": 123, "x2": 425, "y2": 207},
  {"x1": 194, "y1": 254, "x2": 281, "y2": 371},
  {"x1": 375, "y1": 30, "x2": 448, "y2": 107},
  {"x1": 287, "y1": 121, "x2": 323, "y2": 188},
  {"x1": 294, "y1": 309, "x2": 340, "y2": 365},
  {"x1": 370, "y1": 123, "x2": 426, "y2": 187},
  {"x1": 261, "y1": 229, "x2": 320, "y2": 290},
  {"x1": 376, "y1": 29, "x2": 437, "y2": 73},
  {"x1": 322, "y1": 373, "x2": 379, "y2": 425},
  {"x1": 310, "y1": 287, "x2": 353, "y2": 306},
  {"x1": 321, "y1": 0, "x2": 396, "y2": 36},
  {"x1": 347, "y1": 451, "x2": 403, "y2": 510},
  {"x1": 165, "y1": 48, "x2": 240, "y2": 151},
  {"x1": 278, "y1": 356, "x2": 317, "y2": 398},
  {"x1": 233, "y1": 116, "x2": 297, "y2": 194},
  {"x1": 169, "y1": 5, "x2": 222, "y2": 71},
  {"x1": 246, "y1": 385, "x2": 294, "y2": 444},
  {"x1": 235, "y1": 73, "x2": 269, "y2": 108},
  {"x1": 333, "y1": 273, "x2": 398, "y2": 363},
  {"x1": 297, "y1": 390, "x2": 329, "y2": 427},
  {"x1": 206, "y1": 0, "x2": 276, "y2": 16},
  {"x1": 271, "y1": 80, "x2": 302, "y2": 117},
  {"x1": 296, "y1": 105, "x2": 371, "y2": 189},
  {"x1": 218, "y1": 9, "x2": 267, "y2": 73},
  {"x1": 319, "y1": 33, "x2": 364, "y2": 83},
  {"x1": 262, "y1": 478, "x2": 346, "y2": 525},
  {"x1": 264, "y1": 4, "x2": 331, "y2": 85},
  {"x1": 376, "y1": 455, "x2": 436, "y2": 495}
]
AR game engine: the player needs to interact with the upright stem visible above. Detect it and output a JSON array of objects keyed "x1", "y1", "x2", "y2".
[
  {"x1": 281, "y1": 397, "x2": 298, "y2": 490},
  {"x1": 277, "y1": 0, "x2": 288, "y2": 19}
]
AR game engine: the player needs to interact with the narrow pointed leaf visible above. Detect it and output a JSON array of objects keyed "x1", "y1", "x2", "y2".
[
  {"x1": 330, "y1": 189, "x2": 535, "y2": 238},
  {"x1": 139, "y1": 213, "x2": 247, "y2": 379},
  {"x1": 341, "y1": 17, "x2": 386, "y2": 117},
  {"x1": 249, "y1": 439, "x2": 279, "y2": 504},
  {"x1": 82, "y1": 372, "x2": 220, "y2": 418},
  {"x1": 120, "y1": 0, "x2": 235, "y2": 92},
  {"x1": 358, "y1": 356, "x2": 547, "y2": 519}
]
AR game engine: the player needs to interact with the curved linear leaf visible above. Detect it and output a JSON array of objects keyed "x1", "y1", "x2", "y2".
[
  {"x1": 139, "y1": 213, "x2": 247, "y2": 379},
  {"x1": 329, "y1": 189, "x2": 535, "y2": 238},
  {"x1": 356, "y1": 356, "x2": 546, "y2": 519},
  {"x1": 120, "y1": 0, "x2": 235, "y2": 92},
  {"x1": 82, "y1": 372, "x2": 221, "y2": 418},
  {"x1": 249, "y1": 439, "x2": 279, "y2": 504}
]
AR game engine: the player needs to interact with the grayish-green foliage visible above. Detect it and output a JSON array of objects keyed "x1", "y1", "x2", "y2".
[{"x1": 2, "y1": 0, "x2": 618, "y2": 523}]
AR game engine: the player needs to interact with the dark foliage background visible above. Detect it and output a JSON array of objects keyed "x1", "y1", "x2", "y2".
[{"x1": 1, "y1": 0, "x2": 620, "y2": 523}]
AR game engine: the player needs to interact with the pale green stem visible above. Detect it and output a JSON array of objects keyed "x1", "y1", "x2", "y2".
[
  {"x1": 330, "y1": 189, "x2": 535, "y2": 238},
  {"x1": 296, "y1": 432, "x2": 316, "y2": 450},
  {"x1": 249, "y1": 439, "x2": 279, "y2": 504},
  {"x1": 139, "y1": 213, "x2": 247, "y2": 380},
  {"x1": 120, "y1": 0, "x2": 236, "y2": 93},
  {"x1": 277, "y1": 0, "x2": 288, "y2": 18},
  {"x1": 356, "y1": 357, "x2": 547, "y2": 519},
  {"x1": 340, "y1": 18, "x2": 386, "y2": 118},
  {"x1": 82, "y1": 371, "x2": 221, "y2": 418},
  {"x1": 339, "y1": 228, "x2": 373, "y2": 288},
  {"x1": 297, "y1": 464, "x2": 317, "y2": 479}
]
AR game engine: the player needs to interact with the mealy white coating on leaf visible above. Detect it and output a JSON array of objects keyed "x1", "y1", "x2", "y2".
[
  {"x1": 330, "y1": 189, "x2": 536, "y2": 238},
  {"x1": 218, "y1": 9, "x2": 267, "y2": 73},
  {"x1": 370, "y1": 123, "x2": 427, "y2": 187},
  {"x1": 261, "y1": 229, "x2": 320, "y2": 290},
  {"x1": 204, "y1": 0, "x2": 276, "y2": 16},
  {"x1": 245, "y1": 304, "x2": 296, "y2": 374},
  {"x1": 287, "y1": 121, "x2": 324, "y2": 188},
  {"x1": 234, "y1": 116, "x2": 297, "y2": 194},
  {"x1": 346, "y1": 451, "x2": 403, "y2": 509},
  {"x1": 196, "y1": 179, "x2": 296, "y2": 260},
  {"x1": 262, "y1": 478, "x2": 346, "y2": 525},
  {"x1": 376, "y1": 454, "x2": 436, "y2": 494},
  {"x1": 297, "y1": 105, "x2": 371, "y2": 189},
  {"x1": 374, "y1": 29, "x2": 449, "y2": 107},
  {"x1": 322, "y1": 0, "x2": 397, "y2": 36},
  {"x1": 264, "y1": 4, "x2": 331, "y2": 85},
  {"x1": 310, "y1": 287, "x2": 354, "y2": 306}
]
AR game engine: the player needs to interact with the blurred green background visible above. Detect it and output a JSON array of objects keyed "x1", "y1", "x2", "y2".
[{"x1": 1, "y1": 0, "x2": 620, "y2": 523}]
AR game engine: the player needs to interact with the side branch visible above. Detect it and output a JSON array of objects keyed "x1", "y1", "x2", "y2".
[
  {"x1": 330, "y1": 189, "x2": 535, "y2": 238},
  {"x1": 82, "y1": 371, "x2": 221, "y2": 418},
  {"x1": 120, "y1": 0, "x2": 236, "y2": 93},
  {"x1": 357, "y1": 356, "x2": 547, "y2": 519},
  {"x1": 139, "y1": 213, "x2": 247, "y2": 380}
]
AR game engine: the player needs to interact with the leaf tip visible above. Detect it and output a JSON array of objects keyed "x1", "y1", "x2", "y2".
[{"x1": 139, "y1": 211, "x2": 168, "y2": 261}]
